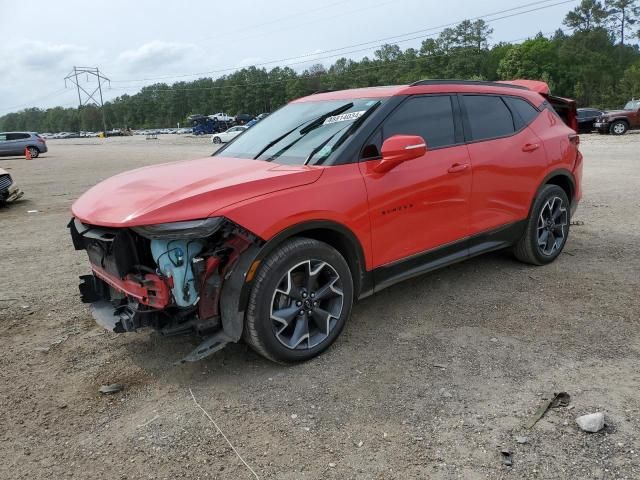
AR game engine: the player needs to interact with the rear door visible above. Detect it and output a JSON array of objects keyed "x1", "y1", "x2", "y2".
[
  {"x1": 360, "y1": 95, "x2": 472, "y2": 267},
  {"x1": 461, "y1": 94, "x2": 547, "y2": 235},
  {"x1": 6, "y1": 133, "x2": 30, "y2": 155}
]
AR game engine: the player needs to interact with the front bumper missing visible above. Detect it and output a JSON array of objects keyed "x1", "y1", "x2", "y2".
[
  {"x1": 1, "y1": 184, "x2": 23, "y2": 203},
  {"x1": 79, "y1": 274, "x2": 146, "y2": 333},
  {"x1": 71, "y1": 216, "x2": 263, "y2": 361}
]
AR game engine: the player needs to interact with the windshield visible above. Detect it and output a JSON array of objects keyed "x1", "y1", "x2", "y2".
[
  {"x1": 624, "y1": 100, "x2": 640, "y2": 110},
  {"x1": 215, "y1": 98, "x2": 384, "y2": 165}
]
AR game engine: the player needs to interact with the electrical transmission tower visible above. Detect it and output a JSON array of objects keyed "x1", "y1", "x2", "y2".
[{"x1": 64, "y1": 67, "x2": 110, "y2": 134}]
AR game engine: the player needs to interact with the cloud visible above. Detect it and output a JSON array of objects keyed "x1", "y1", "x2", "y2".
[
  {"x1": 234, "y1": 57, "x2": 264, "y2": 68},
  {"x1": 117, "y1": 41, "x2": 199, "y2": 72},
  {"x1": 0, "y1": 41, "x2": 87, "y2": 72}
]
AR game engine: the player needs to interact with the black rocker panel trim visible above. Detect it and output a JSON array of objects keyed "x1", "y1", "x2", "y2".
[{"x1": 372, "y1": 220, "x2": 527, "y2": 292}]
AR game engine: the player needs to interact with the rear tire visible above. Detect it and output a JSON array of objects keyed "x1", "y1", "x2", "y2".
[
  {"x1": 244, "y1": 238, "x2": 353, "y2": 363},
  {"x1": 212, "y1": 136, "x2": 221, "y2": 144},
  {"x1": 610, "y1": 120, "x2": 628, "y2": 135},
  {"x1": 27, "y1": 146, "x2": 39, "y2": 158},
  {"x1": 514, "y1": 185, "x2": 570, "y2": 265}
]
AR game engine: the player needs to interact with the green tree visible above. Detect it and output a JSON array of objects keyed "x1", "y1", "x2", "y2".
[
  {"x1": 605, "y1": 0, "x2": 640, "y2": 44},
  {"x1": 563, "y1": 0, "x2": 608, "y2": 30}
]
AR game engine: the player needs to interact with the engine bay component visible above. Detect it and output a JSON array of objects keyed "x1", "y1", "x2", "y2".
[
  {"x1": 70, "y1": 215, "x2": 263, "y2": 360},
  {"x1": 150, "y1": 239, "x2": 203, "y2": 307}
]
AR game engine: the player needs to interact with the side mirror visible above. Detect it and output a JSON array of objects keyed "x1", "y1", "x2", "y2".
[{"x1": 374, "y1": 135, "x2": 427, "y2": 173}]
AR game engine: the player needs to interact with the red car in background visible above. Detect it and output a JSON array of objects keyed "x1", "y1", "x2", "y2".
[{"x1": 70, "y1": 79, "x2": 582, "y2": 363}]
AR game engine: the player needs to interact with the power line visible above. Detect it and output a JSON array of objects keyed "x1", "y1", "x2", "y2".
[
  {"x1": 112, "y1": 0, "x2": 576, "y2": 85},
  {"x1": 1, "y1": 1, "x2": 576, "y2": 115},
  {"x1": 0, "y1": 88, "x2": 71, "y2": 114},
  {"x1": 198, "y1": 0, "x2": 351, "y2": 40},
  {"x1": 106, "y1": 28, "x2": 573, "y2": 95}
]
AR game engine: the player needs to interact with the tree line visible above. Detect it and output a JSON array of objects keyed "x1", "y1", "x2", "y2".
[{"x1": 1, "y1": 0, "x2": 639, "y2": 133}]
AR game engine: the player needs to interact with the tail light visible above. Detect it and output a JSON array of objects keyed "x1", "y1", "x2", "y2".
[{"x1": 569, "y1": 133, "x2": 580, "y2": 146}]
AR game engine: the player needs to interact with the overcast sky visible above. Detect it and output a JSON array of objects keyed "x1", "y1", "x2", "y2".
[{"x1": 0, "y1": 0, "x2": 579, "y2": 114}]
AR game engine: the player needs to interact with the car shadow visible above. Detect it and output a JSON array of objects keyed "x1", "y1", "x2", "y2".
[{"x1": 120, "y1": 248, "x2": 530, "y2": 387}]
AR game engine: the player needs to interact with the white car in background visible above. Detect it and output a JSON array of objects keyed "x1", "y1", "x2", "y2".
[
  {"x1": 208, "y1": 112, "x2": 235, "y2": 122},
  {"x1": 211, "y1": 126, "x2": 248, "y2": 144}
]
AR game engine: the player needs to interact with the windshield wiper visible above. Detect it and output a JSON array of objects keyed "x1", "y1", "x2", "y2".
[
  {"x1": 304, "y1": 101, "x2": 381, "y2": 166},
  {"x1": 252, "y1": 102, "x2": 354, "y2": 160},
  {"x1": 252, "y1": 120, "x2": 309, "y2": 160},
  {"x1": 303, "y1": 129, "x2": 345, "y2": 166}
]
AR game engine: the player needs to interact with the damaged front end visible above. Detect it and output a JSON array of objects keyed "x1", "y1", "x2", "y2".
[{"x1": 69, "y1": 217, "x2": 262, "y2": 361}]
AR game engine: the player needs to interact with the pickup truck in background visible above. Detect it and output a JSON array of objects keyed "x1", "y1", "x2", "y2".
[{"x1": 595, "y1": 100, "x2": 640, "y2": 135}]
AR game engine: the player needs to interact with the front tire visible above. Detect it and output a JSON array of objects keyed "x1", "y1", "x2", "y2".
[
  {"x1": 610, "y1": 120, "x2": 628, "y2": 135},
  {"x1": 244, "y1": 238, "x2": 354, "y2": 363},
  {"x1": 212, "y1": 136, "x2": 221, "y2": 144},
  {"x1": 514, "y1": 185, "x2": 570, "y2": 265}
]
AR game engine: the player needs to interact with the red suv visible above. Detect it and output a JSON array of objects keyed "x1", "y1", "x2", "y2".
[{"x1": 70, "y1": 80, "x2": 582, "y2": 363}]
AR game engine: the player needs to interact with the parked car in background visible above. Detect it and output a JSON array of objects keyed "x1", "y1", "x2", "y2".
[
  {"x1": 235, "y1": 113, "x2": 255, "y2": 125},
  {"x1": 55, "y1": 132, "x2": 80, "y2": 139},
  {"x1": 209, "y1": 112, "x2": 234, "y2": 122},
  {"x1": 595, "y1": 99, "x2": 640, "y2": 135},
  {"x1": 576, "y1": 108, "x2": 603, "y2": 133},
  {"x1": 211, "y1": 125, "x2": 248, "y2": 144},
  {"x1": 70, "y1": 79, "x2": 582, "y2": 364},
  {"x1": 0, "y1": 132, "x2": 48, "y2": 158},
  {"x1": 0, "y1": 168, "x2": 23, "y2": 203}
]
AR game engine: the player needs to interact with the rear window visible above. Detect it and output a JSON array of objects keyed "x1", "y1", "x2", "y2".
[
  {"x1": 463, "y1": 95, "x2": 515, "y2": 141},
  {"x1": 504, "y1": 97, "x2": 539, "y2": 129},
  {"x1": 5, "y1": 133, "x2": 30, "y2": 140}
]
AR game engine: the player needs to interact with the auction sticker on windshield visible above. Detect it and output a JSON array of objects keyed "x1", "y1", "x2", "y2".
[{"x1": 323, "y1": 110, "x2": 366, "y2": 125}]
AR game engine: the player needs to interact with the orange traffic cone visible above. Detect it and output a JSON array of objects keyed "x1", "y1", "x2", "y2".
[{"x1": 25, "y1": 147, "x2": 32, "y2": 160}]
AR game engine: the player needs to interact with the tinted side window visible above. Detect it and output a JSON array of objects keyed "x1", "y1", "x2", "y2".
[
  {"x1": 463, "y1": 95, "x2": 515, "y2": 141},
  {"x1": 383, "y1": 95, "x2": 456, "y2": 149},
  {"x1": 505, "y1": 97, "x2": 539, "y2": 128}
]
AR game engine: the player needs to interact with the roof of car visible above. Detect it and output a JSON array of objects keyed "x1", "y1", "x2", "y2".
[{"x1": 293, "y1": 80, "x2": 549, "y2": 105}]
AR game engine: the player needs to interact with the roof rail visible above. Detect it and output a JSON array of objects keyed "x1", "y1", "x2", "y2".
[
  {"x1": 310, "y1": 89, "x2": 336, "y2": 95},
  {"x1": 409, "y1": 79, "x2": 529, "y2": 90}
]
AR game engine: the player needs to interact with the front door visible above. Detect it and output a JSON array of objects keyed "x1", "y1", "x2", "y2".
[{"x1": 359, "y1": 95, "x2": 472, "y2": 268}]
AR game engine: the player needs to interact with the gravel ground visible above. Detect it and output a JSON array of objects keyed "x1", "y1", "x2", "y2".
[{"x1": 1, "y1": 133, "x2": 639, "y2": 479}]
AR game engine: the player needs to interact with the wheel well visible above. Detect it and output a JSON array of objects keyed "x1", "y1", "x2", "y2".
[
  {"x1": 611, "y1": 118, "x2": 629, "y2": 125},
  {"x1": 293, "y1": 228, "x2": 365, "y2": 296},
  {"x1": 545, "y1": 174, "x2": 573, "y2": 204}
]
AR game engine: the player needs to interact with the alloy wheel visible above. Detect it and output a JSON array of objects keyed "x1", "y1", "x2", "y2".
[
  {"x1": 270, "y1": 259, "x2": 344, "y2": 350},
  {"x1": 612, "y1": 123, "x2": 626, "y2": 134},
  {"x1": 537, "y1": 196, "x2": 568, "y2": 256}
]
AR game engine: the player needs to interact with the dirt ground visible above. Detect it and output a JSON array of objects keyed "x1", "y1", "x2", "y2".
[{"x1": 1, "y1": 133, "x2": 639, "y2": 480}]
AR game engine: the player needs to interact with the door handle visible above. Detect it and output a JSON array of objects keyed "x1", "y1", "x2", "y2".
[
  {"x1": 522, "y1": 143, "x2": 540, "y2": 152},
  {"x1": 447, "y1": 163, "x2": 469, "y2": 173}
]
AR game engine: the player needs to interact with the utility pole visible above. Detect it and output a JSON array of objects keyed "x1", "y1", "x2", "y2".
[{"x1": 64, "y1": 67, "x2": 110, "y2": 134}]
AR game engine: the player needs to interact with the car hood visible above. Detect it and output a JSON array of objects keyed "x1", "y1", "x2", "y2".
[
  {"x1": 72, "y1": 156, "x2": 323, "y2": 227},
  {"x1": 601, "y1": 110, "x2": 631, "y2": 117}
]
